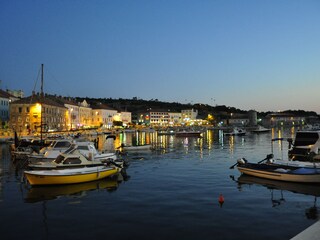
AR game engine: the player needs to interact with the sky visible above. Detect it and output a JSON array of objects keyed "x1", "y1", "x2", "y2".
[{"x1": 1, "y1": 0, "x2": 320, "y2": 113}]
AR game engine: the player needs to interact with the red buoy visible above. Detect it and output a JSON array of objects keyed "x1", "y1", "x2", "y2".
[{"x1": 218, "y1": 194, "x2": 224, "y2": 207}]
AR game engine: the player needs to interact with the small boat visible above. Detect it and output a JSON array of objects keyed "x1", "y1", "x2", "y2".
[
  {"x1": 251, "y1": 125, "x2": 271, "y2": 133},
  {"x1": 24, "y1": 165, "x2": 119, "y2": 186},
  {"x1": 224, "y1": 127, "x2": 246, "y2": 136},
  {"x1": 157, "y1": 129, "x2": 175, "y2": 136},
  {"x1": 235, "y1": 158, "x2": 320, "y2": 183},
  {"x1": 29, "y1": 139, "x2": 118, "y2": 164},
  {"x1": 250, "y1": 153, "x2": 320, "y2": 169},
  {"x1": 268, "y1": 158, "x2": 320, "y2": 169},
  {"x1": 27, "y1": 147, "x2": 122, "y2": 170},
  {"x1": 28, "y1": 139, "x2": 74, "y2": 163},
  {"x1": 175, "y1": 130, "x2": 202, "y2": 137},
  {"x1": 119, "y1": 144, "x2": 152, "y2": 151},
  {"x1": 76, "y1": 141, "x2": 117, "y2": 161},
  {"x1": 11, "y1": 133, "x2": 53, "y2": 160}
]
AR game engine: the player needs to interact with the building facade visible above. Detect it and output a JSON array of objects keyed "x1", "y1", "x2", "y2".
[
  {"x1": 0, "y1": 89, "x2": 18, "y2": 128},
  {"x1": 9, "y1": 93, "x2": 67, "y2": 134},
  {"x1": 263, "y1": 113, "x2": 306, "y2": 127}
]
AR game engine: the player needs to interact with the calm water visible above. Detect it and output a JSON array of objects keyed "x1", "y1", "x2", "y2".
[{"x1": 0, "y1": 128, "x2": 319, "y2": 240}]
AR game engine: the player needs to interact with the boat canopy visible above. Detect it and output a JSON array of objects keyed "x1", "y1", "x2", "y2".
[{"x1": 294, "y1": 132, "x2": 320, "y2": 146}]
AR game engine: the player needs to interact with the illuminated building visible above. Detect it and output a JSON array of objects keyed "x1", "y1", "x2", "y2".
[{"x1": 9, "y1": 93, "x2": 67, "y2": 134}]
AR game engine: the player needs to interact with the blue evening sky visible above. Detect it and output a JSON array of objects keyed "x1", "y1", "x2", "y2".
[{"x1": 1, "y1": 0, "x2": 320, "y2": 113}]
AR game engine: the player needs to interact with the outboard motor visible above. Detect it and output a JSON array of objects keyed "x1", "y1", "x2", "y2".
[
  {"x1": 237, "y1": 158, "x2": 247, "y2": 165},
  {"x1": 265, "y1": 154, "x2": 274, "y2": 163}
]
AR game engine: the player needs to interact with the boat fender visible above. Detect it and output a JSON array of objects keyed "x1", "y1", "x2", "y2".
[
  {"x1": 237, "y1": 158, "x2": 247, "y2": 165},
  {"x1": 266, "y1": 158, "x2": 274, "y2": 163}
]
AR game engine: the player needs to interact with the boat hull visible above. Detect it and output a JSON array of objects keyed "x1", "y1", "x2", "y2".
[
  {"x1": 24, "y1": 167, "x2": 118, "y2": 186},
  {"x1": 122, "y1": 145, "x2": 151, "y2": 151},
  {"x1": 237, "y1": 165, "x2": 320, "y2": 183}
]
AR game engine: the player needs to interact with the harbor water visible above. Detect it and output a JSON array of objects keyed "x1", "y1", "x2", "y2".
[{"x1": 0, "y1": 128, "x2": 319, "y2": 240}]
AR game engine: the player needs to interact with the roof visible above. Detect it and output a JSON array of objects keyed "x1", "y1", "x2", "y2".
[
  {"x1": 11, "y1": 93, "x2": 66, "y2": 108},
  {"x1": 90, "y1": 102, "x2": 116, "y2": 111},
  {"x1": 0, "y1": 89, "x2": 15, "y2": 98}
]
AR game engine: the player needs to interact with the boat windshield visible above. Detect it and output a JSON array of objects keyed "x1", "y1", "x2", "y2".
[
  {"x1": 77, "y1": 145, "x2": 89, "y2": 150},
  {"x1": 48, "y1": 140, "x2": 57, "y2": 147},
  {"x1": 54, "y1": 141, "x2": 72, "y2": 148},
  {"x1": 54, "y1": 155, "x2": 65, "y2": 164}
]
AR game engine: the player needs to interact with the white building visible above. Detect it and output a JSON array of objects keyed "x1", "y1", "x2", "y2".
[
  {"x1": 181, "y1": 109, "x2": 198, "y2": 121},
  {"x1": 120, "y1": 111, "x2": 132, "y2": 127},
  {"x1": 168, "y1": 112, "x2": 182, "y2": 125}
]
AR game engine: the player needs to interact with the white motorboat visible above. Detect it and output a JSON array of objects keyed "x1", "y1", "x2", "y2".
[
  {"x1": 28, "y1": 149, "x2": 103, "y2": 169},
  {"x1": 224, "y1": 127, "x2": 246, "y2": 136},
  {"x1": 28, "y1": 139, "x2": 74, "y2": 163},
  {"x1": 251, "y1": 125, "x2": 271, "y2": 133},
  {"x1": 119, "y1": 144, "x2": 152, "y2": 152},
  {"x1": 175, "y1": 130, "x2": 202, "y2": 138},
  {"x1": 76, "y1": 141, "x2": 117, "y2": 161}
]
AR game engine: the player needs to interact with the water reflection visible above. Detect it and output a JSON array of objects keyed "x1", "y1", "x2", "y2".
[
  {"x1": 235, "y1": 174, "x2": 320, "y2": 219},
  {"x1": 88, "y1": 127, "x2": 299, "y2": 157},
  {"x1": 0, "y1": 127, "x2": 317, "y2": 240}
]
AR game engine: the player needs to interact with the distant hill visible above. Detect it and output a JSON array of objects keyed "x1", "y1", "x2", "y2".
[{"x1": 75, "y1": 96, "x2": 319, "y2": 118}]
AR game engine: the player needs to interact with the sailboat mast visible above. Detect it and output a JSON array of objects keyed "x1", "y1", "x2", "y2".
[
  {"x1": 41, "y1": 64, "x2": 44, "y2": 98},
  {"x1": 40, "y1": 64, "x2": 44, "y2": 141}
]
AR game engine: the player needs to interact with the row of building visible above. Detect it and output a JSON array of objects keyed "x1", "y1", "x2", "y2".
[
  {"x1": 1, "y1": 89, "x2": 318, "y2": 135},
  {"x1": 1, "y1": 89, "x2": 202, "y2": 135}
]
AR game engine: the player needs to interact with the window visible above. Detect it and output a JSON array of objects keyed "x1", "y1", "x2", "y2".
[
  {"x1": 55, "y1": 141, "x2": 72, "y2": 148},
  {"x1": 63, "y1": 157, "x2": 82, "y2": 165}
]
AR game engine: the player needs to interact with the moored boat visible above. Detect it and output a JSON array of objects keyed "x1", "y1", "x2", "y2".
[
  {"x1": 28, "y1": 144, "x2": 125, "y2": 173},
  {"x1": 224, "y1": 127, "x2": 246, "y2": 136},
  {"x1": 28, "y1": 138, "x2": 74, "y2": 163},
  {"x1": 28, "y1": 148, "x2": 105, "y2": 170},
  {"x1": 24, "y1": 165, "x2": 119, "y2": 186},
  {"x1": 235, "y1": 158, "x2": 320, "y2": 183},
  {"x1": 251, "y1": 125, "x2": 271, "y2": 133},
  {"x1": 175, "y1": 130, "x2": 202, "y2": 137},
  {"x1": 119, "y1": 144, "x2": 152, "y2": 151}
]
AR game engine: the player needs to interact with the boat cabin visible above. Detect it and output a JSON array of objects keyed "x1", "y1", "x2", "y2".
[{"x1": 288, "y1": 131, "x2": 320, "y2": 161}]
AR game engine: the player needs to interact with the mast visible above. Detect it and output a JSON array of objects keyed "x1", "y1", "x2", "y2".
[
  {"x1": 41, "y1": 64, "x2": 44, "y2": 98},
  {"x1": 40, "y1": 64, "x2": 44, "y2": 141}
]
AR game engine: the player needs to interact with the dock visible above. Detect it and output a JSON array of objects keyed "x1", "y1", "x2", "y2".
[{"x1": 291, "y1": 221, "x2": 320, "y2": 240}]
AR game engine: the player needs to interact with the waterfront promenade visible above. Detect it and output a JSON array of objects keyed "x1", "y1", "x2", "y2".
[{"x1": 291, "y1": 220, "x2": 320, "y2": 240}]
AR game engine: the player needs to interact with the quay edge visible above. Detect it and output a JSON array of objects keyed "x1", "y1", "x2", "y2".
[{"x1": 290, "y1": 220, "x2": 320, "y2": 240}]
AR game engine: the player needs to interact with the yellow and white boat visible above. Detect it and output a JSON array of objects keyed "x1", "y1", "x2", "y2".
[{"x1": 24, "y1": 166, "x2": 119, "y2": 186}]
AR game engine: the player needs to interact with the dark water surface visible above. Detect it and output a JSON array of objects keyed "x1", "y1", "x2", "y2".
[{"x1": 0, "y1": 128, "x2": 318, "y2": 240}]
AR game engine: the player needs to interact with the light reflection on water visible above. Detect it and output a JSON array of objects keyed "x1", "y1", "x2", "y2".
[{"x1": 0, "y1": 127, "x2": 318, "y2": 240}]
